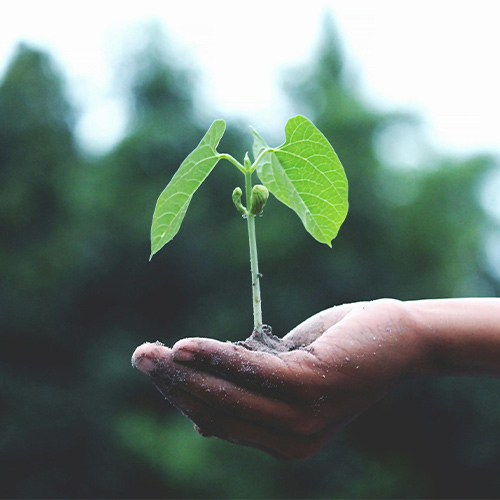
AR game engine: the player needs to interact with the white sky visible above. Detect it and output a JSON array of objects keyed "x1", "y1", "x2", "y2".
[{"x1": 1, "y1": 0, "x2": 500, "y2": 158}]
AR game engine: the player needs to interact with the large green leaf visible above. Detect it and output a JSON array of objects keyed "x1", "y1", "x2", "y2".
[
  {"x1": 150, "y1": 120, "x2": 225, "y2": 259},
  {"x1": 252, "y1": 115, "x2": 348, "y2": 246}
]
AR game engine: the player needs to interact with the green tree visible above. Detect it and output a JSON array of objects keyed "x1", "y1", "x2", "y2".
[
  {"x1": 0, "y1": 43, "x2": 171, "y2": 498},
  {"x1": 0, "y1": 45, "x2": 76, "y2": 298}
]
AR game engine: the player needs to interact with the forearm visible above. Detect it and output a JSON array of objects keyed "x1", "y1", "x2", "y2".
[{"x1": 408, "y1": 298, "x2": 500, "y2": 377}]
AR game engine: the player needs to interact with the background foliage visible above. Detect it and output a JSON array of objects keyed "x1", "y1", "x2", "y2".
[{"x1": 1, "y1": 17, "x2": 499, "y2": 499}]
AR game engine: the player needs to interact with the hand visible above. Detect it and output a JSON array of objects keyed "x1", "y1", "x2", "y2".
[{"x1": 132, "y1": 299, "x2": 426, "y2": 460}]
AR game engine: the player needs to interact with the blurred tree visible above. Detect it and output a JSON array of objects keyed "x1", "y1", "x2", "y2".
[{"x1": 0, "y1": 45, "x2": 77, "y2": 321}]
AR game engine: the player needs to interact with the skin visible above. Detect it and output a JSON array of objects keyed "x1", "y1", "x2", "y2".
[{"x1": 132, "y1": 298, "x2": 500, "y2": 460}]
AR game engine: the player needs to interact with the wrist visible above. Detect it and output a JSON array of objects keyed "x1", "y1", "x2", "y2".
[
  {"x1": 404, "y1": 300, "x2": 446, "y2": 377},
  {"x1": 406, "y1": 298, "x2": 500, "y2": 378},
  {"x1": 390, "y1": 299, "x2": 436, "y2": 379}
]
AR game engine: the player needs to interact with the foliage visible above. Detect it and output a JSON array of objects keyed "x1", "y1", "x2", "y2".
[
  {"x1": 252, "y1": 115, "x2": 348, "y2": 246},
  {"x1": 150, "y1": 119, "x2": 226, "y2": 257},
  {"x1": 151, "y1": 115, "x2": 348, "y2": 256},
  {"x1": 1, "y1": 18, "x2": 499, "y2": 499}
]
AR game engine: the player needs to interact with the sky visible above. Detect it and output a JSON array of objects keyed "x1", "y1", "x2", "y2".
[{"x1": 1, "y1": 0, "x2": 500, "y2": 159}]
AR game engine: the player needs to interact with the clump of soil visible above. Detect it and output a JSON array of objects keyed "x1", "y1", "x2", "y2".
[{"x1": 236, "y1": 324, "x2": 297, "y2": 354}]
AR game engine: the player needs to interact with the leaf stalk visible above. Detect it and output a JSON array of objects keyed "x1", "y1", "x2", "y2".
[
  {"x1": 218, "y1": 153, "x2": 246, "y2": 174},
  {"x1": 251, "y1": 147, "x2": 274, "y2": 172}
]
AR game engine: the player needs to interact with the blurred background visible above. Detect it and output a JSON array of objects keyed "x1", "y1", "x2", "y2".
[{"x1": 1, "y1": 1, "x2": 500, "y2": 498}]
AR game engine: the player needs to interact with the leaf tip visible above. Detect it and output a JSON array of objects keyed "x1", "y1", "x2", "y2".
[
  {"x1": 149, "y1": 241, "x2": 161, "y2": 261},
  {"x1": 212, "y1": 118, "x2": 226, "y2": 134}
]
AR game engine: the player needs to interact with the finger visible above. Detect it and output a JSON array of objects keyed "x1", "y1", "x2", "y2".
[
  {"x1": 132, "y1": 341, "x2": 172, "y2": 374},
  {"x1": 134, "y1": 339, "x2": 291, "y2": 395},
  {"x1": 171, "y1": 337, "x2": 317, "y2": 398},
  {"x1": 134, "y1": 341, "x2": 330, "y2": 433},
  {"x1": 150, "y1": 352, "x2": 327, "y2": 435},
  {"x1": 282, "y1": 303, "x2": 357, "y2": 347},
  {"x1": 151, "y1": 374, "x2": 335, "y2": 461},
  {"x1": 144, "y1": 367, "x2": 291, "y2": 460}
]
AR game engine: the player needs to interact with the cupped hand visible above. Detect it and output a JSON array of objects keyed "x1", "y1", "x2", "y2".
[{"x1": 132, "y1": 299, "x2": 426, "y2": 460}]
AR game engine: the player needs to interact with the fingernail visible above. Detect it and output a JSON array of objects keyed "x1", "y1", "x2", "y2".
[
  {"x1": 132, "y1": 354, "x2": 156, "y2": 374},
  {"x1": 172, "y1": 348, "x2": 195, "y2": 362}
]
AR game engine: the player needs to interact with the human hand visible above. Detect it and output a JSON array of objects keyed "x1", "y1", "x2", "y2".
[{"x1": 132, "y1": 299, "x2": 427, "y2": 460}]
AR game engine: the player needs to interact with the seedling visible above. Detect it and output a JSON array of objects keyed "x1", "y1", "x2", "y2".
[{"x1": 150, "y1": 116, "x2": 348, "y2": 338}]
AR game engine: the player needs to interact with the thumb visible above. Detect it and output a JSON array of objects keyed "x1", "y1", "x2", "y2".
[{"x1": 282, "y1": 303, "x2": 356, "y2": 348}]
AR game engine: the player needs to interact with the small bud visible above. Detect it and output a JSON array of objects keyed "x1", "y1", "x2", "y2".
[
  {"x1": 232, "y1": 187, "x2": 246, "y2": 215},
  {"x1": 249, "y1": 184, "x2": 269, "y2": 216},
  {"x1": 244, "y1": 152, "x2": 252, "y2": 171}
]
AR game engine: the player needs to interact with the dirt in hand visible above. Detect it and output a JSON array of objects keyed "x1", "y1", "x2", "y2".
[{"x1": 235, "y1": 325, "x2": 297, "y2": 355}]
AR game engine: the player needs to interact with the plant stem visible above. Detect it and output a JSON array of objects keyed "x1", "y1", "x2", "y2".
[{"x1": 245, "y1": 168, "x2": 263, "y2": 333}]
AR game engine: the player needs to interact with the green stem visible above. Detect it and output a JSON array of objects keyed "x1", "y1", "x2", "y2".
[
  {"x1": 251, "y1": 147, "x2": 274, "y2": 172},
  {"x1": 218, "y1": 153, "x2": 246, "y2": 174},
  {"x1": 245, "y1": 168, "x2": 263, "y2": 333}
]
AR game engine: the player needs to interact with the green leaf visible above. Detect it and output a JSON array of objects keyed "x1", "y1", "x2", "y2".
[
  {"x1": 252, "y1": 115, "x2": 348, "y2": 246},
  {"x1": 150, "y1": 120, "x2": 226, "y2": 259}
]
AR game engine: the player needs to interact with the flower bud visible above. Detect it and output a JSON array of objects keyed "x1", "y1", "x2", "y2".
[
  {"x1": 232, "y1": 187, "x2": 246, "y2": 215},
  {"x1": 249, "y1": 184, "x2": 269, "y2": 216}
]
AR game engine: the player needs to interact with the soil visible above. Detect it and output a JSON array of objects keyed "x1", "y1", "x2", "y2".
[{"x1": 235, "y1": 324, "x2": 298, "y2": 355}]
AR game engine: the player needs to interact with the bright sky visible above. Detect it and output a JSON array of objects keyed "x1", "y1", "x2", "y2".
[{"x1": 1, "y1": 0, "x2": 500, "y2": 158}]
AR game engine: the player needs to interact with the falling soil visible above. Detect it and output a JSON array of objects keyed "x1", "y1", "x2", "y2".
[{"x1": 235, "y1": 324, "x2": 298, "y2": 355}]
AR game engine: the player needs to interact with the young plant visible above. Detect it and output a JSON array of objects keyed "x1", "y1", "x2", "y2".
[{"x1": 150, "y1": 115, "x2": 348, "y2": 336}]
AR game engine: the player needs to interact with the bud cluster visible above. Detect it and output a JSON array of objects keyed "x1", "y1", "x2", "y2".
[{"x1": 232, "y1": 184, "x2": 269, "y2": 217}]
